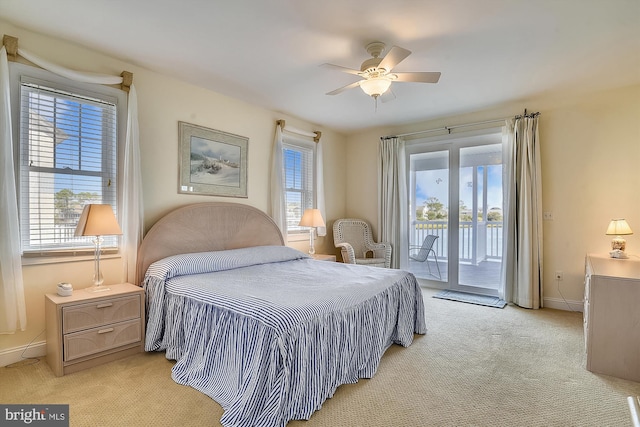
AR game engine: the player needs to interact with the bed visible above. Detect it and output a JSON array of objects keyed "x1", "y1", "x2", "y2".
[{"x1": 137, "y1": 202, "x2": 426, "y2": 427}]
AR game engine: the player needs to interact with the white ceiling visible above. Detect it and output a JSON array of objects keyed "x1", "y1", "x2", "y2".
[{"x1": 1, "y1": 0, "x2": 639, "y2": 134}]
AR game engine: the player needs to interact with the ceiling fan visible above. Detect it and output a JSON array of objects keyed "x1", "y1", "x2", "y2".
[{"x1": 321, "y1": 41, "x2": 441, "y2": 100}]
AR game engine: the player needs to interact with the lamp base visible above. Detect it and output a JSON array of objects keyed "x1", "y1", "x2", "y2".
[
  {"x1": 609, "y1": 249, "x2": 629, "y2": 259},
  {"x1": 611, "y1": 236, "x2": 627, "y2": 251},
  {"x1": 308, "y1": 228, "x2": 316, "y2": 255},
  {"x1": 85, "y1": 285, "x2": 111, "y2": 293}
]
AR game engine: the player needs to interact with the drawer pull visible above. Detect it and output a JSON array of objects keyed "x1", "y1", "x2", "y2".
[
  {"x1": 97, "y1": 328, "x2": 114, "y2": 334},
  {"x1": 96, "y1": 303, "x2": 113, "y2": 309}
]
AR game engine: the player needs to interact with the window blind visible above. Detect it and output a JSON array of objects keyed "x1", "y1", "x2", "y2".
[
  {"x1": 19, "y1": 79, "x2": 118, "y2": 253},
  {"x1": 283, "y1": 142, "x2": 314, "y2": 233}
]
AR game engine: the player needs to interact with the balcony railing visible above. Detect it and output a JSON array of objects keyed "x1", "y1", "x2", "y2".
[{"x1": 411, "y1": 220, "x2": 503, "y2": 265}]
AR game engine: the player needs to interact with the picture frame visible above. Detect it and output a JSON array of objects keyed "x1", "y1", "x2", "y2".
[{"x1": 178, "y1": 121, "x2": 248, "y2": 198}]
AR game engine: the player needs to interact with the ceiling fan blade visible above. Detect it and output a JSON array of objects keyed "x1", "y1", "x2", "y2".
[
  {"x1": 378, "y1": 46, "x2": 411, "y2": 72},
  {"x1": 394, "y1": 72, "x2": 441, "y2": 83},
  {"x1": 320, "y1": 63, "x2": 362, "y2": 76},
  {"x1": 326, "y1": 80, "x2": 362, "y2": 96}
]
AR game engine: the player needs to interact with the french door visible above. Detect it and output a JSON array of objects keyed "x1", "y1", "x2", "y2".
[{"x1": 406, "y1": 130, "x2": 504, "y2": 296}]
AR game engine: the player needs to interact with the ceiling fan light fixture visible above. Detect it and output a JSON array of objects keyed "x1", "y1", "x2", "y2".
[{"x1": 360, "y1": 77, "x2": 392, "y2": 98}]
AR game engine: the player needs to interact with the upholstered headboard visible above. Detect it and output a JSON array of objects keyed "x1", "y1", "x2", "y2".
[{"x1": 136, "y1": 202, "x2": 284, "y2": 285}]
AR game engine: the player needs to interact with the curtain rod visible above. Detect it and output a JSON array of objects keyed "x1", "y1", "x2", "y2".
[
  {"x1": 2, "y1": 34, "x2": 133, "y2": 92},
  {"x1": 277, "y1": 119, "x2": 321, "y2": 142},
  {"x1": 383, "y1": 110, "x2": 540, "y2": 139}
]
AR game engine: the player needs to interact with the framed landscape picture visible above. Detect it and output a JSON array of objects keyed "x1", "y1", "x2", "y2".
[{"x1": 178, "y1": 121, "x2": 248, "y2": 198}]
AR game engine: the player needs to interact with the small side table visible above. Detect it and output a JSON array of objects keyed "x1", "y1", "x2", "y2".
[
  {"x1": 311, "y1": 253, "x2": 336, "y2": 262},
  {"x1": 45, "y1": 283, "x2": 145, "y2": 377}
]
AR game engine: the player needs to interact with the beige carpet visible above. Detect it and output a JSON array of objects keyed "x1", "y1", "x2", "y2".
[{"x1": 2, "y1": 287, "x2": 639, "y2": 426}]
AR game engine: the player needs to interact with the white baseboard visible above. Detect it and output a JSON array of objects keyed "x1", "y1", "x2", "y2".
[
  {"x1": 0, "y1": 340, "x2": 47, "y2": 367},
  {"x1": 544, "y1": 297, "x2": 583, "y2": 312}
]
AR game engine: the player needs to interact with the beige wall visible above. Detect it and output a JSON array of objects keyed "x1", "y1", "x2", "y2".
[
  {"x1": 2, "y1": 18, "x2": 637, "y2": 358},
  {"x1": 0, "y1": 20, "x2": 347, "y2": 354},
  {"x1": 345, "y1": 84, "x2": 640, "y2": 308}
]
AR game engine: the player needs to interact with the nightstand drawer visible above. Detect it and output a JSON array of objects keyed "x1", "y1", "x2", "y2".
[
  {"x1": 63, "y1": 294, "x2": 141, "y2": 334},
  {"x1": 64, "y1": 319, "x2": 141, "y2": 361}
]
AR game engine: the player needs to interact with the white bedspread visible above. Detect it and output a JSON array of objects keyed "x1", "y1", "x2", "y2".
[{"x1": 143, "y1": 246, "x2": 426, "y2": 427}]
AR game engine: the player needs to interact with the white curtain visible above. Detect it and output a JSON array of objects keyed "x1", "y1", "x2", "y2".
[
  {"x1": 315, "y1": 139, "x2": 326, "y2": 237},
  {"x1": 121, "y1": 85, "x2": 144, "y2": 283},
  {"x1": 501, "y1": 115, "x2": 543, "y2": 308},
  {"x1": 0, "y1": 46, "x2": 27, "y2": 334},
  {"x1": 378, "y1": 137, "x2": 408, "y2": 269},
  {"x1": 17, "y1": 48, "x2": 123, "y2": 85},
  {"x1": 270, "y1": 125, "x2": 288, "y2": 243}
]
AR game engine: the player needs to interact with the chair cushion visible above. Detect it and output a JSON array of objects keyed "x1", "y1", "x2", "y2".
[{"x1": 355, "y1": 258, "x2": 387, "y2": 267}]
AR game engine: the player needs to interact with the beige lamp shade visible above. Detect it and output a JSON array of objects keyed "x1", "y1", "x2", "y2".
[
  {"x1": 299, "y1": 209, "x2": 325, "y2": 228},
  {"x1": 75, "y1": 204, "x2": 123, "y2": 237},
  {"x1": 605, "y1": 219, "x2": 633, "y2": 236}
]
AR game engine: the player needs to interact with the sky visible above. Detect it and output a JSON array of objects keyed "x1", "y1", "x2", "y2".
[
  {"x1": 415, "y1": 164, "x2": 503, "y2": 212},
  {"x1": 41, "y1": 95, "x2": 107, "y2": 196}
]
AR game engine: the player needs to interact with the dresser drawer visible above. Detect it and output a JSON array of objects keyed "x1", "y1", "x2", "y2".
[
  {"x1": 63, "y1": 319, "x2": 141, "y2": 361},
  {"x1": 63, "y1": 295, "x2": 141, "y2": 334}
]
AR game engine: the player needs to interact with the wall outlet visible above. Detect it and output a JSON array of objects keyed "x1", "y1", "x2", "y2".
[
  {"x1": 555, "y1": 271, "x2": 564, "y2": 281},
  {"x1": 543, "y1": 211, "x2": 554, "y2": 220}
]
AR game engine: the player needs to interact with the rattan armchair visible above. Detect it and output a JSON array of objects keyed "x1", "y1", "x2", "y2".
[{"x1": 333, "y1": 218, "x2": 391, "y2": 268}]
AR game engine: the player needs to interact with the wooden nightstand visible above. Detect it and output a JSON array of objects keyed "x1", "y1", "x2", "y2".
[
  {"x1": 45, "y1": 283, "x2": 145, "y2": 377},
  {"x1": 311, "y1": 253, "x2": 336, "y2": 262}
]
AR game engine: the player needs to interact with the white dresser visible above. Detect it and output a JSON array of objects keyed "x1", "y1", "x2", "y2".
[{"x1": 584, "y1": 253, "x2": 640, "y2": 382}]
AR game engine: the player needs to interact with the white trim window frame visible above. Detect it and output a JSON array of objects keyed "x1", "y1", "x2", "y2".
[
  {"x1": 282, "y1": 134, "x2": 316, "y2": 240},
  {"x1": 9, "y1": 63, "x2": 127, "y2": 257}
]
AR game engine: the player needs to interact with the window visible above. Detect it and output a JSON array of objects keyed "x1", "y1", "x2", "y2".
[
  {"x1": 282, "y1": 138, "x2": 315, "y2": 234},
  {"x1": 10, "y1": 64, "x2": 125, "y2": 255}
]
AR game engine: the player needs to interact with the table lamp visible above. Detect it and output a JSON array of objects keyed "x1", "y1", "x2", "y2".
[
  {"x1": 605, "y1": 218, "x2": 633, "y2": 258},
  {"x1": 299, "y1": 208, "x2": 325, "y2": 255},
  {"x1": 75, "y1": 204, "x2": 123, "y2": 292}
]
